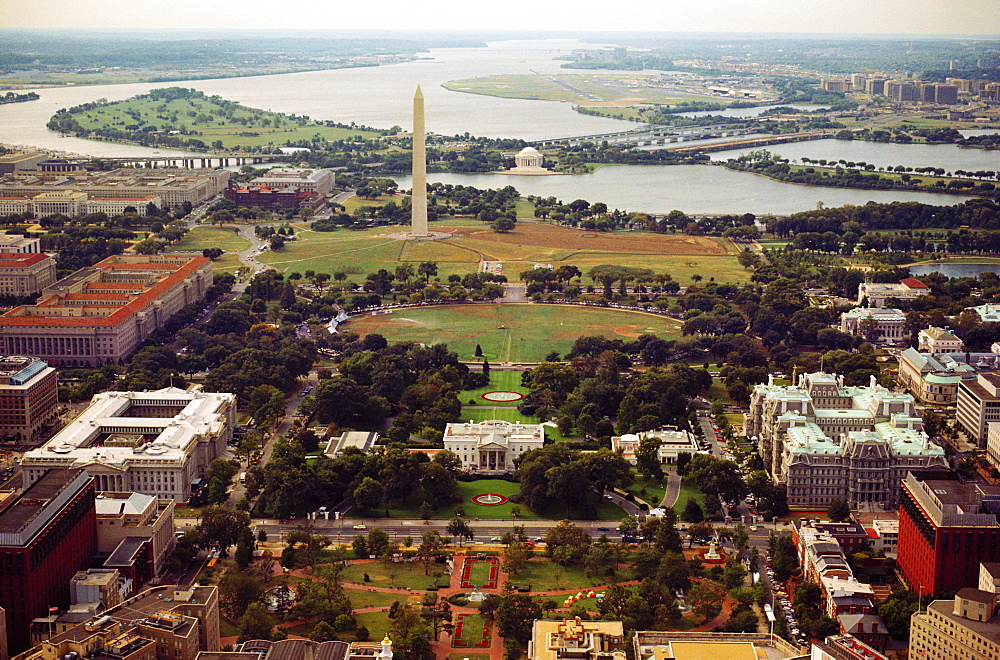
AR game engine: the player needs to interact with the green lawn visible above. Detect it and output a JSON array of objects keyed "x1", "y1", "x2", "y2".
[
  {"x1": 466, "y1": 560, "x2": 497, "y2": 588},
  {"x1": 344, "y1": 586, "x2": 416, "y2": 610},
  {"x1": 174, "y1": 226, "x2": 251, "y2": 252},
  {"x1": 209, "y1": 253, "x2": 245, "y2": 277},
  {"x1": 354, "y1": 611, "x2": 391, "y2": 640},
  {"x1": 512, "y1": 559, "x2": 631, "y2": 591},
  {"x1": 382, "y1": 479, "x2": 531, "y2": 521},
  {"x1": 219, "y1": 617, "x2": 240, "y2": 639},
  {"x1": 375, "y1": 478, "x2": 626, "y2": 522},
  {"x1": 624, "y1": 475, "x2": 667, "y2": 508},
  {"x1": 340, "y1": 560, "x2": 444, "y2": 590},
  {"x1": 345, "y1": 303, "x2": 682, "y2": 363},
  {"x1": 459, "y1": 406, "x2": 537, "y2": 424},
  {"x1": 674, "y1": 483, "x2": 709, "y2": 517},
  {"x1": 453, "y1": 613, "x2": 489, "y2": 648},
  {"x1": 461, "y1": 370, "x2": 529, "y2": 406}
]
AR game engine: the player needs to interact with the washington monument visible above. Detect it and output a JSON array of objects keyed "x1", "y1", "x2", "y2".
[{"x1": 410, "y1": 85, "x2": 429, "y2": 236}]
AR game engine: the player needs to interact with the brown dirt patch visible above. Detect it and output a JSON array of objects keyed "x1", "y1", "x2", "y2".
[
  {"x1": 446, "y1": 224, "x2": 727, "y2": 255},
  {"x1": 613, "y1": 325, "x2": 660, "y2": 338}
]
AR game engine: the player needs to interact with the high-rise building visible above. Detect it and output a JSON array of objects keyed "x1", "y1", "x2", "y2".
[
  {"x1": 956, "y1": 373, "x2": 1000, "y2": 447},
  {"x1": 0, "y1": 469, "x2": 97, "y2": 654},
  {"x1": 897, "y1": 472, "x2": 1000, "y2": 597}
]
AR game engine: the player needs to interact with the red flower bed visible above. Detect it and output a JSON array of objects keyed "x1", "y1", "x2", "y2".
[
  {"x1": 459, "y1": 556, "x2": 500, "y2": 589},
  {"x1": 452, "y1": 614, "x2": 492, "y2": 648}
]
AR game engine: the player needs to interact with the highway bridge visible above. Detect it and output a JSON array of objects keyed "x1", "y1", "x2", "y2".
[
  {"x1": 531, "y1": 124, "x2": 758, "y2": 148},
  {"x1": 104, "y1": 153, "x2": 286, "y2": 169},
  {"x1": 664, "y1": 131, "x2": 832, "y2": 153}
]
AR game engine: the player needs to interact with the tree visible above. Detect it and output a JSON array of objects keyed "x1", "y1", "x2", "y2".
[
  {"x1": 418, "y1": 530, "x2": 445, "y2": 575},
  {"x1": 682, "y1": 497, "x2": 704, "y2": 523},
  {"x1": 204, "y1": 457, "x2": 239, "y2": 504},
  {"x1": 353, "y1": 477, "x2": 385, "y2": 511},
  {"x1": 544, "y1": 521, "x2": 591, "y2": 565},
  {"x1": 828, "y1": 498, "x2": 851, "y2": 523},
  {"x1": 501, "y1": 541, "x2": 531, "y2": 576},
  {"x1": 688, "y1": 581, "x2": 726, "y2": 622},
  {"x1": 219, "y1": 570, "x2": 265, "y2": 618},
  {"x1": 495, "y1": 586, "x2": 542, "y2": 653},
  {"x1": 878, "y1": 590, "x2": 920, "y2": 640},
  {"x1": 446, "y1": 516, "x2": 473, "y2": 546},
  {"x1": 491, "y1": 217, "x2": 516, "y2": 233},
  {"x1": 635, "y1": 435, "x2": 664, "y2": 481},
  {"x1": 417, "y1": 261, "x2": 438, "y2": 283},
  {"x1": 238, "y1": 602, "x2": 273, "y2": 641},
  {"x1": 737, "y1": 249, "x2": 762, "y2": 270},
  {"x1": 198, "y1": 506, "x2": 251, "y2": 555}
]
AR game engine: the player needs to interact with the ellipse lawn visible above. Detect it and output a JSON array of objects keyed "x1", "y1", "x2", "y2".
[{"x1": 341, "y1": 303, "x2": 682, "y2": 363}]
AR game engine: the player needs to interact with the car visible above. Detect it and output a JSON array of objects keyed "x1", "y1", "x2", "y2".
[
  {"x1": 490, "y1": 537, "x2": 503, "y2": 543},
  {"x1": 596, "y1": 527, "x2": 610, "y2": 531},
  {"x1": 750, "y1": 525, "x2": 758, "y2": 531},
  {"x1": 353, "y1": 524, "x2": 367, "y2": 530}
]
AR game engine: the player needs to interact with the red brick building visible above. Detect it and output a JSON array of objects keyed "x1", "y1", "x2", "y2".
[
  {"x1": 898, "y1": 471, "x2": 1000, "y2": 598},
  {"x1": 223, "y1": 182, "x2": 324, "y2": 211},
  {"x1": 0, "y1": 356, "x2": 57, "y2": 444},
  {"x1": 0, "y1": 469, "x2": 97, "y2": 654}
]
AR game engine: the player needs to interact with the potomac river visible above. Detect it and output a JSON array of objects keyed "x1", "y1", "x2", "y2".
[{"x1": 0, "y1": 38, "x2": 987, "y2": 214}]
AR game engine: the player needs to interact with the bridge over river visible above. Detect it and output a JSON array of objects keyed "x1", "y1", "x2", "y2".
[
  {"x1": 102, "y1": 154, "x2": 287, "y2": 169},
  {"x1": 531, "y1": 124, "x2": 758, "y2": 148}
]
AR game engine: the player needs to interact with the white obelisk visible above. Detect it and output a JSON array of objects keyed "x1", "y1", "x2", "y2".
[{"x1": 411, "y1": 85, "x2": 429, "y2": 236}]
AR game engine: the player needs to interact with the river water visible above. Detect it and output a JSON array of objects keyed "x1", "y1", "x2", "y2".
[
  {"x1": 0, "y1": 38, "x2": 987, "y2": 214},
  {"x1": 909, "y1": 263, "x2": 1000, "y2": 279}
]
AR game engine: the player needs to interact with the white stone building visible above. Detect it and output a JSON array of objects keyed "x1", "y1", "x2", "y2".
[
  {"x1": 839, "y1": 307, "x2": 906, "y2": 342},
  {"x1": 443, "y1": 420, "x2": 544, "y2": 473},
  {"x1": 611, "y1": 427, "x2": 700, "y2": 465},
  {"x1": 249, "y1": 168, "x2": 333, "y2": 195},
  {"x1": 22, "y1": 387, "x2": 235, "y2": 501},
  {"x1": 918, "y1": 327, "x2": 965, "y2": 354},
  {"x1": 748, "y1": 372, "x2": 946, "y2": 510},
  {"x1": 857, "y1": 278, "x2": 930, "y2": 307}
]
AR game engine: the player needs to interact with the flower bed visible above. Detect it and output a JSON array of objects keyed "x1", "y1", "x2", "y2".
[
  {"x1": 460, "y1": 556, "x2": 500, "y2": 589},
  {"x1": 452, "y1": 613, "x2": 492, "y2": 648}
]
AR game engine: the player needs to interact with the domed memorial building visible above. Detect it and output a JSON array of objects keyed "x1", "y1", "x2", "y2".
[{"x1": 507, "y1": 146, "x2": 557, "y2": 175}]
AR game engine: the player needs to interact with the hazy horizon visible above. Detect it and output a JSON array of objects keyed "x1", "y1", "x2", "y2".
[{"x1": 1, "y1": 0, "x2": 997, "y2": 36}]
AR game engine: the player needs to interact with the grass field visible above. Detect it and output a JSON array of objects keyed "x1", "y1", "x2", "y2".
[
  {"x1": 343, "y1": 586, "x2": 414, "y2": 609},
  {"x1": 459, "y1": 407, "x2": 538, "y2": 425},
  {"x1": 259, "y1": 218, "x2": 746, "y2": 286},
  {"x1": 453, "y1": 613, "x2": 490, "y2": 648},
  {"x1": 174, "y1": 226, "x2": 251, "y2": 252},
  {"x1": 60, "y1": 91, "x2": 381, "y2": 151},
  {"x1": 345, "y1": 304, "x2": 683, "y2": 363}
]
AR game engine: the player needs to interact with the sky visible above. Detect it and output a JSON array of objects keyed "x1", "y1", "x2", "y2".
[{"x1": 1, "y1": 0, "x2": 998, "y2": 35}]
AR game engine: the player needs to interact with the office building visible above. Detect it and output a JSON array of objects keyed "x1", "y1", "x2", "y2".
[
  {"x1": 443, "y1": 420, "x2": 545, "y2": 473},
  {"x1": 22, "y1": 387, "x2": 235, "y2": 502},
  {"x1": 95, "y1": 492, "x2": 176, "y2": 581},
  {"x1": 530, "y1": 618, "x2": 624, "y2": 660},
  {"x1": 0, "y1": 254, "x2": 213, "y2": 367},
  {"x1": 633, "y1": 631, "x2": 802, "y2": 660},
  {"x1": 857, "y1": 278, "x2": 929, "y2": 308},
  {"x1": 968, "y1": 303, "x2": 1000, "y2": 324},
  {"x1": 838, "y1": 307, "x2": 906, "y2": 343},
  {"x1": 896, "y1": 348, "x2": 980, "y2": 405},
  {"x1": 0, "y1": 253, "x2": 57, "y2": 298},
  {"x1": 0, "y1": 356, "x2": 58, "y2": 444},
  {"x1": 897, "y1": 472, "x2": 1000, "y2": 597},
  {"x1": 865, "y1": 78, "x2": 888, "y2": 95},
  {"x1": 223, "y1": 182, "x2": 324, "y2": 211},
  {"x1": 792, "y1": 521, "x2": 875, "y2": 618},
  {"x1": 748, "y1": 372, "x2": 945, "y2": 509},
  {"x1": 0, "y1": 169, "x2": 229, "y2": 209},
  {"x1": 956, "y1": 373, "x2": 1000, "y2": 447},
  {"x1": 0, "y1": 236, "x2": 42, "y2": 255},
  {"x1": 324, "y1": 431, "x2": 379, "y2": 457},
  {"x1": 0, "y1": 153, "x2": 47, "y2": 175},
  {"x1": 917, "y1": 327, "x2": 964, "y2": 354},
  {"x1": 866, "y1": 518, "x2": 899, "y2": 558},
  {"x1": 0, "y1": 469, "x2": 97, "y2": 654},
  {"x1": 17, "y1": 585, "x2": 219, "y2": 660},
  {"x1": 248, "y1": 168, "x2": 333, "y2": 196},
  {"x1": 810, "y1": 634, "x2": 888, "y2": 660},
  {"x1": 611, "y1": 427, "x2": 700, "y2": 465},
  {"x1": 909, "y1": 587, "x2": 1000, "y2": 660}
]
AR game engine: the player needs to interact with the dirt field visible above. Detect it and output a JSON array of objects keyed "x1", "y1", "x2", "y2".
[{"x1": 443, "y1": 224, "x2": 729, "y2": 256}]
